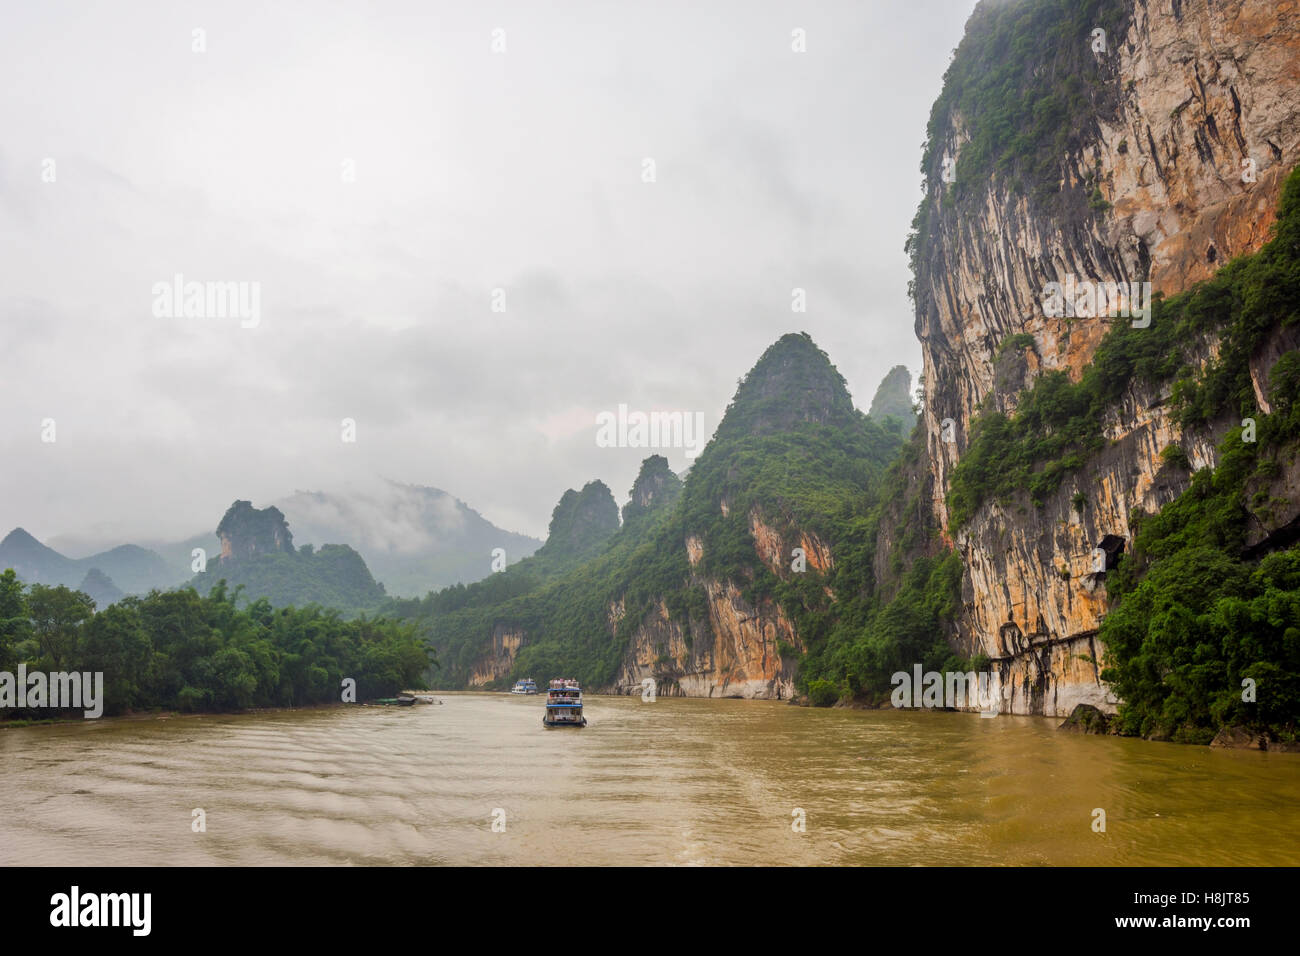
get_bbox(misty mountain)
[78,568,125,608]
[0,528,172,595]
[273,482,542,597]
[190,501,388,614]
[867,365,917,432]
[28,482,544,600]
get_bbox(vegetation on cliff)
[1101,363,1300,743]
[919,0,1128,196]
[621,455,684,528]
[937,167,1300,741]
[906,0,1130,302]
[949,167,1300,527]
[0,569,430,718]
[536,480,620,562]
[792,422,968,703]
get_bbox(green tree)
[26,584,95,670]
[0,569,29,671]
[81,603,153,713]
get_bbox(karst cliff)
[911,0,1300,714]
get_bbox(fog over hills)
[28,480,543,598]
[273,481,542,596]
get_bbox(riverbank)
[0,702,346,730]
[0,692,443,730]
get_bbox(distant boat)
[543,678,586,727]
[373,696,417,707]
[511,678,538,695]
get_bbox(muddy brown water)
[3,693,1297,865]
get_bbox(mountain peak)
[78,568,124,608]
[714,332,859,442]
[2,527,43,548]
[867,365,917,430]
[540,480,619,559]
[0,527,67,571]
[622,455,683,524]
[216,501,295,563]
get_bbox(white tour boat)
[542,678,586,727]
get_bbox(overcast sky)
[0,0,976,547]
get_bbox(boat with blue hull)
[543,679,586,727]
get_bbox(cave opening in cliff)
[1094,534,1126,572]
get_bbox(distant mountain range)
[0,528,172,596]
[1,482,542,603]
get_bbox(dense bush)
[807,680,841,708]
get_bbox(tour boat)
[511,678,538,695]
[543,678,586,727]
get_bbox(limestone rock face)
[748,508,834,577]
[468,625,526,687]
[604,579,801,700]
[216,501,295,562]
[467,573,802,698]
[910,0,1300,715]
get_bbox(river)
[3,693,1298,866]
